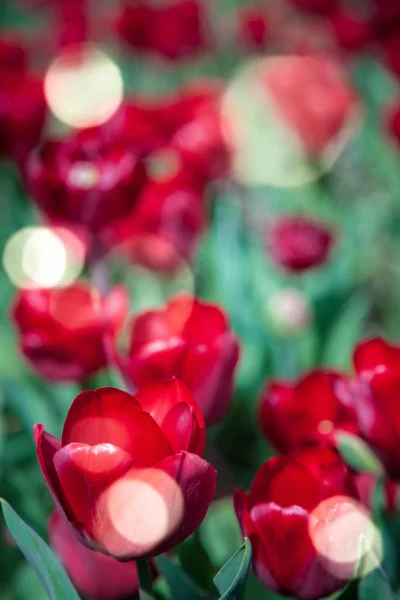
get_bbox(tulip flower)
[235,446,361,600]
[27,127,147,236]
[259,370,359,452]
[351,337,400,478]
[266,215,334,273]
[237,6,270,51]
[124,293,240,425]
[329,11,372,52]
[35,380,216,559]
[12,281,128,381]
[49,510,139,600]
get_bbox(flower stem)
[136,556,154,599]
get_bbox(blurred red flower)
[35,380,216,559]
[288,0,337,15]
[329,11,372,52]
[0,37,27,74]
[267,215,334,273]
[27,127,147,236]
[116,0,210,61]
[259,370,359,452]
[123,293,240,425]
[351,337,400,478]
[263,55,357,156]
[235,446,360,600]
[238,6,270,52]
[0,73,46,163]
[49,510,139,600]
[12,281,128,381]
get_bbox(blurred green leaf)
[200,498,244,568]
[359,568,395,600]
[335,432,384,476]
[155,555,213,600]
[213,538,252,600]
[0,499,80,600]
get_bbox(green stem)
[136,556,154,599]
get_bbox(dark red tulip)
[238,6,270,51]
[264,56,357,156]
[234,446,360,600]
[55,0,88,48]
[49,510,139,600]
[27,127,147,236]
[12,281,128,381]
[0,73,46,162]
[35,380,216,559]
[267,215,334,273]
[383,32,400,80]
[0,37,27,74]
[116,0,210,61]
[105,169,208,272]
[124,293,240,425]
[259,370,359,453]
[329,11,372,52]
[352,338,400,478]
[386,102,400,149]
[288,0,338,15]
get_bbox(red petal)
[102,285,129,332]
[234,489,256,538]
[62,387,172,465]
[49,510,139,600]
[33,424,71,517]
[53,443,135,542]
[353,337,400,379]
[135,378,205,440]
[161,402,204,455]
[95,451,216,559]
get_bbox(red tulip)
[116,0,210,61]
[0,37,27,74]
[263,55,357,156]
[27,127,147,236]
[386,102,400,150]
[124,293,240,425]
[49,510,139,600]
[383,32,400,80]
[35,380,216,559]
[259,370,359,453]
[55,0,88,49]
[329,11,372,52]
[267,215,334,273]
[12,281,128,381]
[238,6,270,51]
[352,337,400,478]
[105,169,208,272]
[0,73,46,163]
[234,446,360,600]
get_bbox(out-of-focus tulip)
[266,215,334,273]
[234,446,360,600]
[0,37,27,74]
[55,0,88,48]
[0,74,46,162]
[351,337,400,478]
[387,102,400,149]
[49,510,139,600]
[27,127,147,236]
[238,6,270,51]
[329,11,372,52]
[124,293,240,425]
[105,169,208,272]
[263,55,357,157]
[12,281,128,381]
[35,380,216,559]
[259,370,358,452]
[116,0,210,61]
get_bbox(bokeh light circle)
[44,44,124,129]
[3,226,85,289]
[222,55,361,188]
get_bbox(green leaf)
[0,499,80,600]
[155,555,213,600]
[200,498,244,568]
[335,432,384,476]
[359,568,395,600]
[214,538,252,600]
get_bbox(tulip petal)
[62,387,172,465]
[135,378,205,438]
[33,424,71,517]
[53,443,135,542]
[353,337,400,379]
[161,402,204,455]
[96,451,216,559]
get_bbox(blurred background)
[1,0,400,598]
